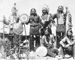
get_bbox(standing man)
[9,3,19,34]
[9,3,20,49]
[29,8,41,51]
[40,6,53,45]
[41,6,53,35]
[53,6,68,48]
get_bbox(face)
[42,9,48,15]
[30,8,36,15]
[67,30,72,36]
[58,6,63,13]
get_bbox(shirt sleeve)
[60,36,67,45]
[52,14,57,19]
[41,36,45,44]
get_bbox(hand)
[65,44,70,48]
[39,29,41,33]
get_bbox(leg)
[8,35,14,48]
[36,35,40,47]
[30,35,34,51]
[73,44,75,59]
[47,48,56,57]
[56,31,61,48]
[58,46,65,58]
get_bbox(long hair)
[66,29,73,39]
[30,8,37,16]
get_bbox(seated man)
[41,27,58,57]
[60,29,75,57]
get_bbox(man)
[29,8,41,51]
[9,3,19,33]
[60,29,75,57]
[53,6,68,48]
[41,27,58,57]
[40,6,53,37]
[9,3,22,49]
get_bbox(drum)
[19,14,29,24]
[35,45,47,57]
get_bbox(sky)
[0,0,75,35]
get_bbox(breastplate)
[58,14,64,24]
[41,15,50,24]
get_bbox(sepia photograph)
[0,0,75,60]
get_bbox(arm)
[49,14,53,21]
[64,37,71,47]
[38,16,43,28]
[52,14,57,20]
[52,14,57,24]
[27,16,31,23]
[41,36,48,44]
[64,37,75,47]
[60,37,67,47]
[44,37,49,44]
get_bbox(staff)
[19,13,30,60]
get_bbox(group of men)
[28,5,71,49]
[0,3,75,58]
[24,5,74,58]
[28,5,75,58]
